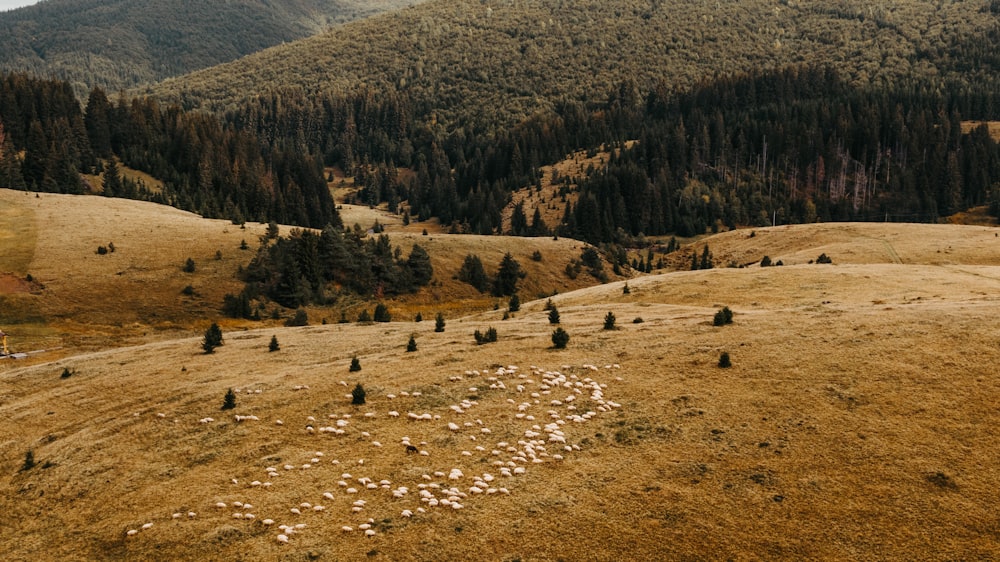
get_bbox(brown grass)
[2,188,1000,560]
[961,120,1000,141]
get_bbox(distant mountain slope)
[0,0,421,95]
[148,0,1000,128]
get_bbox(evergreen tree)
[551,327,570,349]
[351,383,366,405]
[700,246,713,270]
[202,322,223,353]
[415,312,423,322]
[492,253,524,296]
[434,312,445,332]
[548,305,561,324]
[357,309,372,323]
[406,244,434,286]
[285,308,308,326]
[406,335,417,352]
[22,450,35,471]
[691,252,699,271]
[373,303,391,322]
[269,335,280,352]
[349,356,362,372]
[508,293,521,313]
[102,158,122,197]
[457,254,490,292]
[183,257,196,273]
[221,388,237,410]
[604,311,616,330]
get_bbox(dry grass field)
[2,188,1000,560]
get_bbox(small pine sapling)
[351,383,366,405]
[406,335,417,352]
[268,335,280,352]
[548,306,560,324]
[603,311,616,330]
[434,313,445,333]
[222,388,237,410]
[508,293,520,313]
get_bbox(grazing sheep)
[276,534,289,544]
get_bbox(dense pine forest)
[0,73,338,229]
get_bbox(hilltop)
[2,210,999,559]
[0,0,421,96]
[148,0,1000,127]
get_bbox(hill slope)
[0,188,621,358]
[148,0,1000,127]
[2,219,1000,559]
[0,0,421,95]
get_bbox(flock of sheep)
[125,362,623,546]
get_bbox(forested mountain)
[0,0,421,96]
[149,0,1000,129]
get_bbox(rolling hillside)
[0,0,422,96]
[148,0,1000,128]
[0,188,622,359]
[2,202,999,558]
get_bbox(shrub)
[406,335,417,352]
[474,327,498,345]
[623,282,630,295]
[508,293,520,313]
[632,317,644,324]
[351,383,366,405]
[603,311,616,330]
[285,308,308,326]
[22,450,35,471]
[531,250,543,262]
[718,352,732,368]
[415,312,423,322]
[268,335,280,352]
[713,307,734,326]
[181,285,196,296]
[434,313,445,332]
[816,253,833,264]
[202,322,223,353]
[96,245,108,255]
[543,298,555,311]
[760,255,772,267]
[357,309,372,323]
[60,367,74,379]
[373,303,391,322]
[240,239,249,250]
[221,388,237,410]
[548,306,561,324]
[551,327,570,349]
[339,311,350,323]
[183,257,196,273]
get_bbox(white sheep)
[277,534,289,544]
